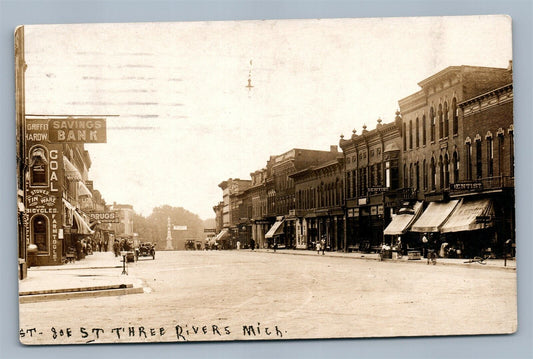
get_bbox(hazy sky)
[24,16,512,220]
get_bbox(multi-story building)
[109,203,135,238]
[212,62,514,259]
[263,147,341,249]
[339,118,403,251]
[291,156,344,250]
[214,179,252,248]
[24,120,96,266]
[249,169,268,249]
[395,63,514,257]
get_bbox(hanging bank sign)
[48,118,107,143]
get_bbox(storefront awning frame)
[440,198,494,233]
[383,201,423,235]
[265,220,284,238]
[410,200,460,233]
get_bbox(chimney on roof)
[508,60,513,71]
[330,145,338,153]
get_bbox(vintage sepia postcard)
[16,16,516,345]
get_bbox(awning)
[78,181,93,197]
[265,220,284,238]
[73,210,95,235]
[211,229,229,244]
[63,156,83,181]
[384,201,423,235]
[411,200,460,233]
[441,199,494,233]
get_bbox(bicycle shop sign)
[88,211,119,223]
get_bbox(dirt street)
[19,250,516,344]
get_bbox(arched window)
[423,159,427,190]
[452,151,459,183]
[430,157,436,190]
[438,104,443,139]
[498,132,504,176]
[430,107,436,142]
[415,117,420,148]
[29,147,48,186]
[409,163,413,188]
[439,155,444,189]
[403,163,408,188]
[452,97,458,135]
[487,134,494,177]
[422,114,427,145]
[409,120,413,149]
[415,161,420,190]
[444,153,450,188]
[32,215,48,252]
[465,140,472,180]
[403,122,407,151]
[476,139,483,179]
[443,101,449,138]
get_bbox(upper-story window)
[452,97,458,135]
[409,121,413,149]
[438,104,443,139]
[415,117,420,148]
[30,147,48,187]
[422,114,427,146]
[430,157,436,190]
[403,122,407,151]
[452,151,459,183]
[476,139,483,179]
[465,139,472,181]
[430,107,436,142]
[443,101,449,138]
[486,133,494,177]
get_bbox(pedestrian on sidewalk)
[250,239,255,251]
[316,240,321,254]
[320,237,326,255]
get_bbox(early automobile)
[135,242,156,260]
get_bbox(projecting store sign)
[48,118,107,143]
[88,211,119,223]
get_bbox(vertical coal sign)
[25,118,64,265]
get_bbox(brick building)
[339,118,403,251]
[395,63,514,257]
[263,147,341,249]
[291,156,344,250]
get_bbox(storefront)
[383,201,423,249]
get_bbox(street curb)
[257,250,516,271]
[19,285,144,303]
[19,283,134,296]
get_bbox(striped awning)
[411,200,460,233]
[441,199,493,233]
[265,220,284,238]
[384,201,423,235]
[73,210,95,235]
[63,156,83,181]
[78,181,93,197]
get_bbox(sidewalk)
[255,248,517,270]
[19,252,145,303]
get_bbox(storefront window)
[32,215,48,252]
